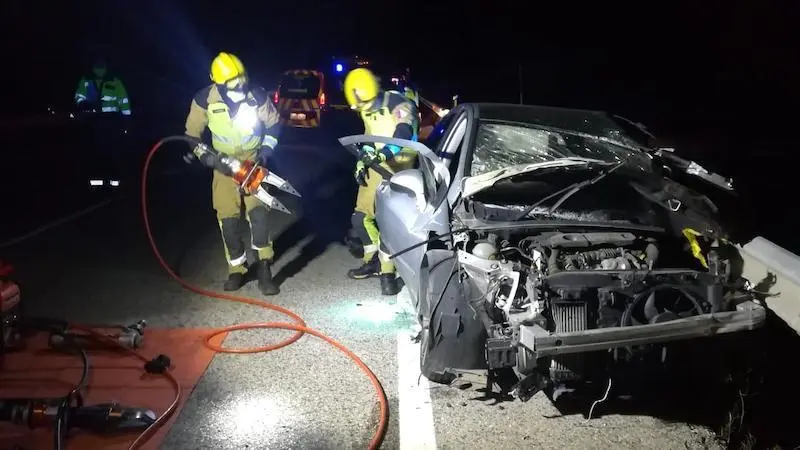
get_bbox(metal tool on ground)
[190,141,301,214]
[0,259,180,450]
[0,398,156,433]
[49,320,148,350]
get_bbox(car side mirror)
[388,169,427,211]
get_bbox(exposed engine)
[452,228,763,399]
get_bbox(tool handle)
[367,161,394,180]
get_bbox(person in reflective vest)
[74,60,132,116]
[343,67,419,296]
[184,52,282,295]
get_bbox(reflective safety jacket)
[402,86,419,108]
[185,84,280,160]
[398,86,420,137]
[74,75,131,115]
[361,90,419,164]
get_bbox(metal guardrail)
[740,236,800,334]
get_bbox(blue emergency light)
[335,63,344,73]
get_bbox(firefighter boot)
[347,253,380,280]
[224,273,245,291]
[380,273,401,296]
[257,261,280,296]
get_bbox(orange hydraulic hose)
[138,137,389,450]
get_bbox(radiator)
[550,301,588,381]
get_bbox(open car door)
[338,134,452,302]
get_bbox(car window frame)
[422,112,457,156]
[440,113,468,177]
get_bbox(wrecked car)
[339,103,766,401]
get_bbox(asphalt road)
[2,115,731,449]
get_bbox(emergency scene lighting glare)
[335,63,343,73]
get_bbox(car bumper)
[518,300,767,358]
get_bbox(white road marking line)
[397,289,437,450]
[0,198,116,248]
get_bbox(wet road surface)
[2,115,730,449]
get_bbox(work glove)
[182,137,203,164]
[354,146,387,187]
[357,144,377,160]
[354,160,370,187]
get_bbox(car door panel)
[375,174,429,301]
[338,134,452,304]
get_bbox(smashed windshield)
[470,120,651,176]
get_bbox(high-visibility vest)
[360,91,418,167]
[74,77,131,115]
[207,96,263,158]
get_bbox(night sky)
[1,0,796,136]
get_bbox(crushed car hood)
[461,157,612,198]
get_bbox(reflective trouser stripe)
[75,94,86,102]
[361,214,380,263]
[378,248,395,275]
[101,95,117,101]
[102,106,119,112]
[228,253,247,266]
[218,218,248,274]
[121,110,132,116]
[246,211,275,262]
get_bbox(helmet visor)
[224,75,248,90]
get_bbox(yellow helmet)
[344,68,380,109]
[210,52,246,85]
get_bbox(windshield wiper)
[512,160,627,221]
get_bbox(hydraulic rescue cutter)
[191,142,301,214]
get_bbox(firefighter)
[184,52,281,295]
[343,67,419,296]
[74,59,132,116]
